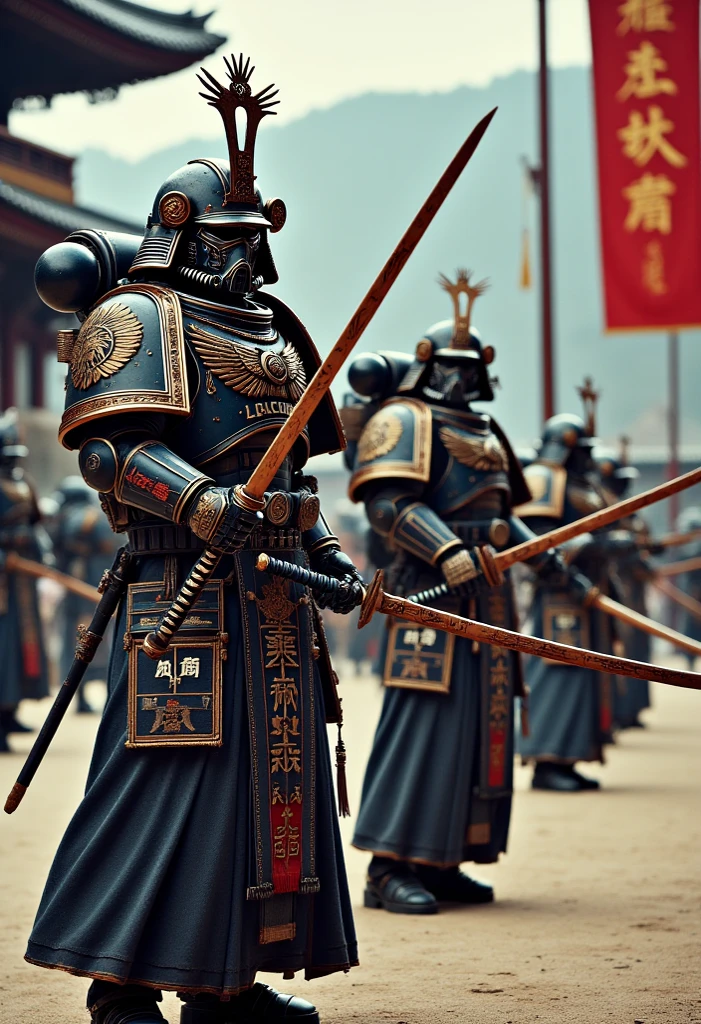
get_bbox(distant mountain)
[76,68,701,446]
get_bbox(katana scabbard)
[4,548,135,814]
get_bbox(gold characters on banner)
[614,0,683,295]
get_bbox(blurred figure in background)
[676,506,701,667]
[596,443,652,729]
[51,476,121,713]
[516,408,619,791]
[0,409,51,751]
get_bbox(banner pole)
[668,330,680,530]
[538,0,555,421]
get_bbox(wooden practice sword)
[4,551,100,604]
[491,467,701,575]
[357,570,701,692]
[142,106,498,659]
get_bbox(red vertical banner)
[588,0,701,331]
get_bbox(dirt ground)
[1,668,699,1024]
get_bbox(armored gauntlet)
[303,510,364,614]
[188,487,263,553]
[79,431,262,551]
[439,545,502,598]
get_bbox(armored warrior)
[342,270,568,913]
[28,56,361,1024]
[51,476,122,712]
[595,445,652,729]
[515,387,624,790]
[0,409,51,752]
[674,506,701,664]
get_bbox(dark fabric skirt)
[26,555,357,994]
[518,589,608,764]
[352,587,516,868]
[0,570,50,707]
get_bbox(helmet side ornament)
[577,376,600,438]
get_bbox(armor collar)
[177,291,276,340]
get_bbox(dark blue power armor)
[516,411,622,790]
[0,409,50,752]
[341,270,565,913]
[595,448,652,728]
[27,56,359,1024]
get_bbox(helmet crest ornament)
[576,376,600,437]
[197,54,279,207]
[438,268,489,350]
[619,434,631,467]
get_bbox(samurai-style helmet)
[129,54,287,296]
[54,475,95,506]
[398,269,496,404]
[595,436,639,498]
[0,408,28,465]
[537,413,596,467]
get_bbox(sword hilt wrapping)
[255,553,343,594]
[143,548,221,660]
[408,582,450,605]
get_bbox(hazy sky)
[11,0,592,160]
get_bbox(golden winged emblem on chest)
[188,323,306,401]
[439,426,508,472]
[71,302,143,390]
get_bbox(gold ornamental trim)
[348,398,432,501]
[438,426,508,472]
[159,190,191,227]
[513,463,567,519]
[59,285,191,449]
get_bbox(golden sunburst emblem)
[71,302,143,390]
[358,411,403,464]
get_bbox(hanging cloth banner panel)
[588,0,701,331]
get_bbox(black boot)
[364,856,437,915]
[414,864,494,904]
[0,707,33,734]
[532,762,582,792]
[569,765,600,790]
[76,689,96,714]
[181,985,319,1024]
[180,994,229,1024]
[88,982,166,1024]
[0,727,10,754]
[229,984,319,1023]
[533,762,599,791]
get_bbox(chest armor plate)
[171,295,310,468]
[428,408,510,517]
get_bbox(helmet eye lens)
[202,225,260,245]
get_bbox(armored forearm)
[79,433,213,525]
[302,510,340,555]
[365,484,462,566]
[300,503,363,614]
